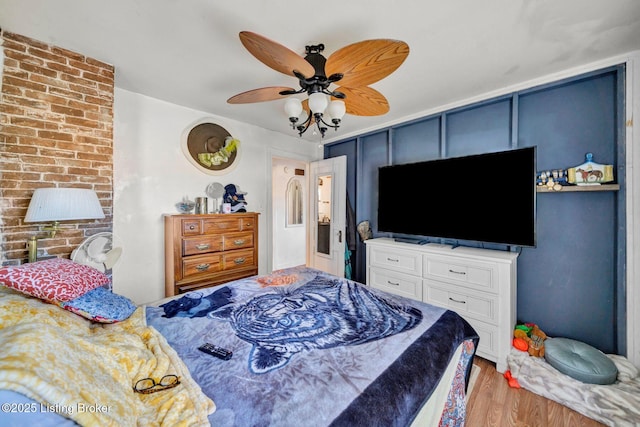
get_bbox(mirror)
[286,178,303,226]
[317,175,332,255]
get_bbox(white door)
[308,156,347,277]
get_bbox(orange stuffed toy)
[512,323,547,357]
[527,324,547,357]
[512,329,529,351]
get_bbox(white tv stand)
[365,237,518,373]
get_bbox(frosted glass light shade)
[308,92,328,114]
[284,97,303,118]
[25,188,105,222]
[327,100,346,120]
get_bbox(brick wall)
[0,31,114,264]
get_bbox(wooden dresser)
[164,212,259,296]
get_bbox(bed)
[0,260,478,426]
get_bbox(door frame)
[266,148,318,273]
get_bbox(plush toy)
[512,329,529,351]
[512,323,547,357]
[527,324,547,357]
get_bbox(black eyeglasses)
[133,375,180,394]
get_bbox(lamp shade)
[308,92,328,114]
[327,100,346,120]
[284,97,303,118]
[25,188,105,222]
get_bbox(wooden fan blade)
[239,31,315,78]
[227,87,296,104]
[337,86,390,116]
[326,39,409,87]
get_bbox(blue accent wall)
[325,66,625,354]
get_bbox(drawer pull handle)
[195,244,210,250]
[233,239,246,245]
[189,225,196,230]
[387,258,399,262]
[195,263,210,271]
[448,297,466,304]
[234,257,246,265]
[449,269,466,275]
[387,281,400,286]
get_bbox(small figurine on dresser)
[223,184,248,212]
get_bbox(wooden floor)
[466,357,605,427]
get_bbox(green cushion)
[544,337,618,385]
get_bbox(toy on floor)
[512,322,547,357]
[528,324,547,357]
[503,370,521,388]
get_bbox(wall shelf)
[537,184,620,193]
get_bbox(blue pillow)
[60,287,137,323]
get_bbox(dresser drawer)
[463,318,498,359]
[424,279,497,324]
[424,255,497,293]
[203,216,256,234]
[183,235,223,256]
[182,220,202,236]
[222,248,255,272]
[182,253,223,279]
[222,232,254,251]
[369,267,422,301]
[368,245,422,276]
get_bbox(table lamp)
[24,188,105,263]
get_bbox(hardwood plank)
[466,357,606,427]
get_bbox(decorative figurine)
[567,153,614,185]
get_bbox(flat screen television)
[377,146,536,247]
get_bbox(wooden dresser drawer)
[222,248,255,272]
[424,255,497,293]
[165,213,260,297]
[424,279,497,324]
[369,267,422,301]
[203,216,255,234]
[182,253,223,279]
[368,245,422,276]
[183,235,223,256]
[182,220,202,236]
[222,232,254,251]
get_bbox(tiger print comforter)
[146,266,479,427]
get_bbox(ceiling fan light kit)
[227,31,409,139]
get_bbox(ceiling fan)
[227,31,410,137]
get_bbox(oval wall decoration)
[181,119,241,175]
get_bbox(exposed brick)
[24,89,69,107]
[20,62,58,78]
[3,74,46,91]
[66,116,100,129]
[1,32,114,263]
[27,46,68,64]
[37,130,75,142]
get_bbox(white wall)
[112,88,320,304]
[271,157,307,270]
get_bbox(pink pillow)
[0,258,109,303]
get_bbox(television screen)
[377,147,536,247]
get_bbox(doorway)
[271,157,307,270]
[271,155,346,277]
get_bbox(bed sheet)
[146,266,478,426]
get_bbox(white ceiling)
[2,0,640,143]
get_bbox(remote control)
[198,343,232,360]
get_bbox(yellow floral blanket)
[0,288,215,426]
